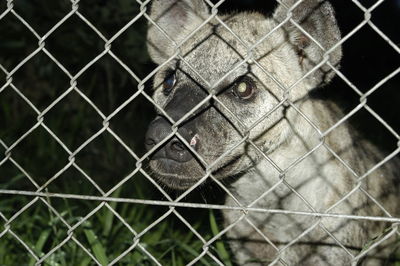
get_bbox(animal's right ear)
[274,0,342,87]
[147,0,210,65]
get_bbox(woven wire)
[0,0,399,265]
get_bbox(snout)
[145,117,198,163]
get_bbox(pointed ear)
[147,0,210,65]
[274,0,342,87]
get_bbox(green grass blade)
[1,173,25,189]
[176,242,212,266]
[84,228,108,265]
[28,229,51,266]
[209,210,232,266]
[79,256,92,266]
[143,220,168,245]
[102,187,121,237]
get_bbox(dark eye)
[232,77,256,100]
[163,73,176,96]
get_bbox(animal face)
[145,0,342,189]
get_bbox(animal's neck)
[226,99,346,207]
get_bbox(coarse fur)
[145,0,400,265]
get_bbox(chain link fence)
[0,0,399,265]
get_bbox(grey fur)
[146,0,399,265]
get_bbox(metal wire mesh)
[0,0,399,265]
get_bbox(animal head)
[145,0,342,190]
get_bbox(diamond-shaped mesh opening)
[44,15,106,74]
[0,144,5,162]
[341,27,399,91]
[0,160,37,191]
[328,188,393,218]
[371,1,400,44]
[291,225,357,262]
[45,166,103,196]
[8,126,70,186]
[44,89,104,151]
[9,52,71,110]
[0,13,38,70]
[315,217,399,264]
[0,86,38,145]
[357,231,400,265]
[218,211,281,264]
[250,181,314,212]
[0,217,7,236]
[0,194,34,221]
[12,0,72,36]
[76,54,142,115]
[110,15,152,79]
[211,0,278,14]
[49,197,102,225]
[174,31,248,88]
[73,130,137,192]
[0,68,5,84]
[0,1,6,11]
[71,205,138,265]
[334,3,364,35]
[222,209,322,264]
[116,171,170,201]
[108,93,155,156]
[78,0,142,40]
[7,200,70,262]
[0,232,36,264]
[345,109,399,155]
[44,239,97,265]
[122,208,211,265]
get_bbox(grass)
[0,172,233,265]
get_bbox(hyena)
[144,0,400,265]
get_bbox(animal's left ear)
[147,0,210,65]
[274,0,342,87]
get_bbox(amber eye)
[233,77,255,100]
[163,73,176,96]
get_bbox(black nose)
[145,117,197,163]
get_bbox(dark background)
[0,0,398,264]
